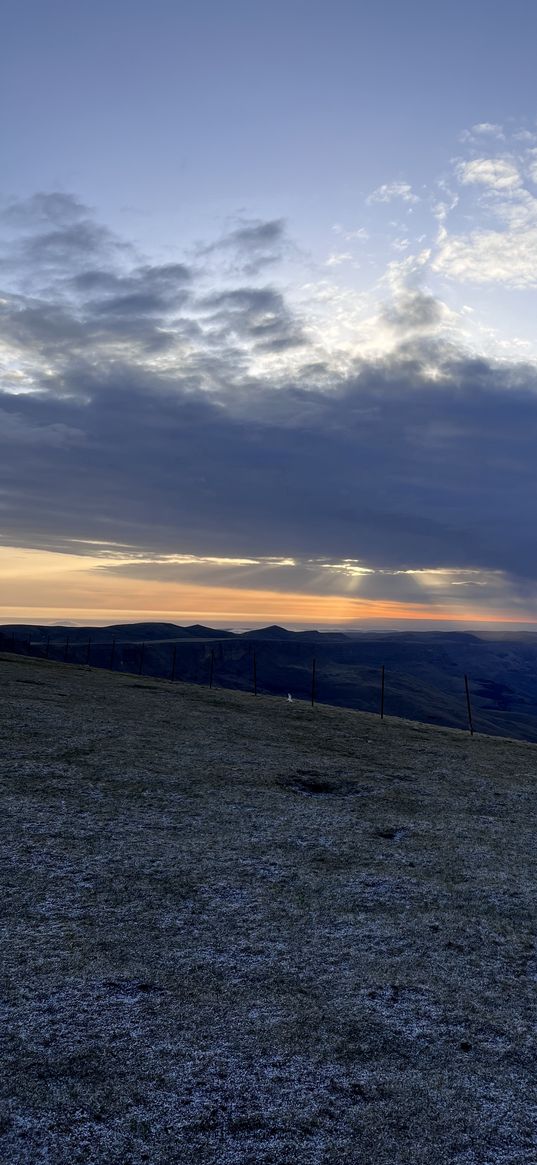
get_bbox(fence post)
[138,642,144,676]
[380,664,385,719]
[209,649,214,689]
[253,649,257,696]
[109,638,116,671]
[64,637,70,662]
[86,638,91,666]
[464,674,474,736]
[45,635,50,659]
[170,644,177,682]
[311,657,316,706]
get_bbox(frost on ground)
[1,653,537,1164]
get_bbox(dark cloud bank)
[1,193,537,612]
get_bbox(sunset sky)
[2,0,537,627]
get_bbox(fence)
[0,628,487,737]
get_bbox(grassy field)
[1,652,537,1164]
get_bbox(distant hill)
[0,621,235,644]
[241,625,350,642]
[241,624,297,640]
[183,624,236,639]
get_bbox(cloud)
[0,406,84,446]
[0,200,200,367]
[433,147,537,287]
[3,310,537,593]
[198,286,305,352]
[3,189,537,620]
[433,225,537,287]
[73,262,191,302]
[457,158,521,191]
[2,193,124,278]
[198,217,287,274]
[21,220,116,269]
[2,192,90,228]
[96,554,516,615]
[367,182,419,205]
[471,123,504,136]
[460,123,505,143]
[381,289,444,334]
[332,224,369,242]
[514,129,537,144]
[325,252,353,267]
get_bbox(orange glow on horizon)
[0,546,534,627]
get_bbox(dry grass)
[1,652,537,1164]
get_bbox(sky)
[2,0,537,628]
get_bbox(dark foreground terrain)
[1,652,537,1164]
[5,621,537,743]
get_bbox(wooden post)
[171,644,177,681]
[209,648,214,689]
[311,657,316,706]
[253,649,257,696]
[464,674,474,736]
[109,638,116,671]
[138,642,144,676]
[380,664,385,719]
[86,638,91,666]
[63,637,70,662]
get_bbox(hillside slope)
[1,653,537,1164]
[5,623,537,743]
